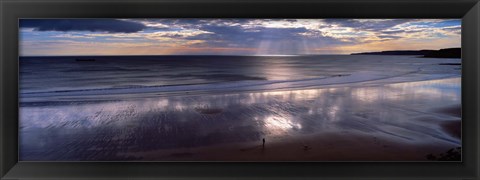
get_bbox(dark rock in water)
[425,147,461,161]
[426,153,436,160]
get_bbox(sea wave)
[20,71,435,100]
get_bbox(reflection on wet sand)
[19,78,461,161]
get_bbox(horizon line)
[20,47,460,58]
[20,54,349,57]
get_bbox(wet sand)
[19,77,461,161]
[441,120,461,139]
[436,106,461,139]
[123,78,461,161]
[124,131,455,161]
[124,103,462,161]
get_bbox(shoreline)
[20,75,462,104]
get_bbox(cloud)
[145,29,213,39]
[51,34,95,39]
[190,24,313,46]
[19,19,146,33]
[19,19,461,56]
[441,25,461,34]
[324,19,411,31]
[377,35,402,39]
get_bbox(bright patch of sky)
[19,19,461,56]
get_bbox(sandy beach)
[19,55,462,161]
[123,128,459,161]
[19,78,461,161]
[120,80,462,161]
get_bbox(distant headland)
[351,48,461,58]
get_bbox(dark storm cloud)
[140,19,316,46]
[381,30,406,34]
[182,23,350,54]
[190,25,317,48]
[20,19,146,33]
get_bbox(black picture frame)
[1,0,479,179]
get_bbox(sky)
[19,19,461,56]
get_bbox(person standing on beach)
[262,138,265,149]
